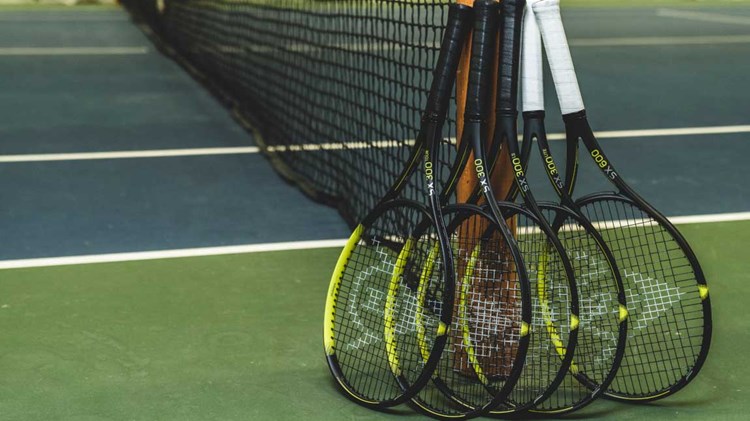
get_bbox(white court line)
[588,212,750,233]
[657,8,750,26]
[545,124,750,141]
[670,212,750,225]
[0,147,261,163]
[0,47,149,56]
[0,212,747,270]
[0,16,127,23]
[569,34,750,47]
[0,239,350,270]
[1,124,748,163]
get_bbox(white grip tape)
[532,0,585,114]
[521,2,544,112]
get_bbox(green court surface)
[1,1,748,419]
[0,220,747,421]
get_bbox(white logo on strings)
[624,269,684,333]
[345,240,441,350]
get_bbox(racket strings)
[331,205,446,402]
[332,235,406,400]
[412,212,524,416]
[492,214,571,412]
[530,208,624,412]
[453,236,521,378]
[579,198,704,396]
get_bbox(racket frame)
[531,0,712,401]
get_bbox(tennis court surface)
[0,1,748,420]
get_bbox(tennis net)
[122,0,461,227]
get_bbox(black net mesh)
[121,0,461,227]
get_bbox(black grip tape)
[424,3,473,121]
[497,0,526,113]
[465,0,500,121]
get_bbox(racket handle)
[497,0,525,114]
[532,0,585,115]
[465,0,500,121]
[521,2,544,113]
[424,3,473,122]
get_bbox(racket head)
[517,112,629,414]
[487,204,580,416]
[576,193,712,402]
[408,203,532,419]
[323,2,473,407]
[521,204,627,414]
[519,49,629,412]
[532,0,711,402]
[519,118,629,414]
[324,200,453,408]
[563,101,711,403]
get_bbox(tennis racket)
[470,0,584,415]
[441,1,584,414]
[407,2,534,418]
[323,4,472,408]
[412,1,579,417]
[532,0,712,402]
[513,3,628,415]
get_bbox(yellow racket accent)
[324,224,364,356]
[444,144,472,194]
[520,321,530,337]
[384,238,415,376]
[537,247,574,371]
[460,244,488,385]
[410,400,478,419]
[332,380,379,405]
[393,152,424,193]
[699,284,709,301]
[619,304,629,323]
[530,405,576,415]
[570,314,579,330]
[416,242,440,361]
[612,389,672,401]
[566,142,580,197]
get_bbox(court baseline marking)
[0,212,748,270]
[569,34,750,47]
[0,16,126,23]
[1,124,748,163]
[657,8,750,26]
[0,47,149,56]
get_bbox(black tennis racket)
[323,4,471,408]
[532,0,712,402]
[433,1,582,415]
[406,2,533,418]
[513,3,628,415]
[471,0,585,415]
[412,1,579,417]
